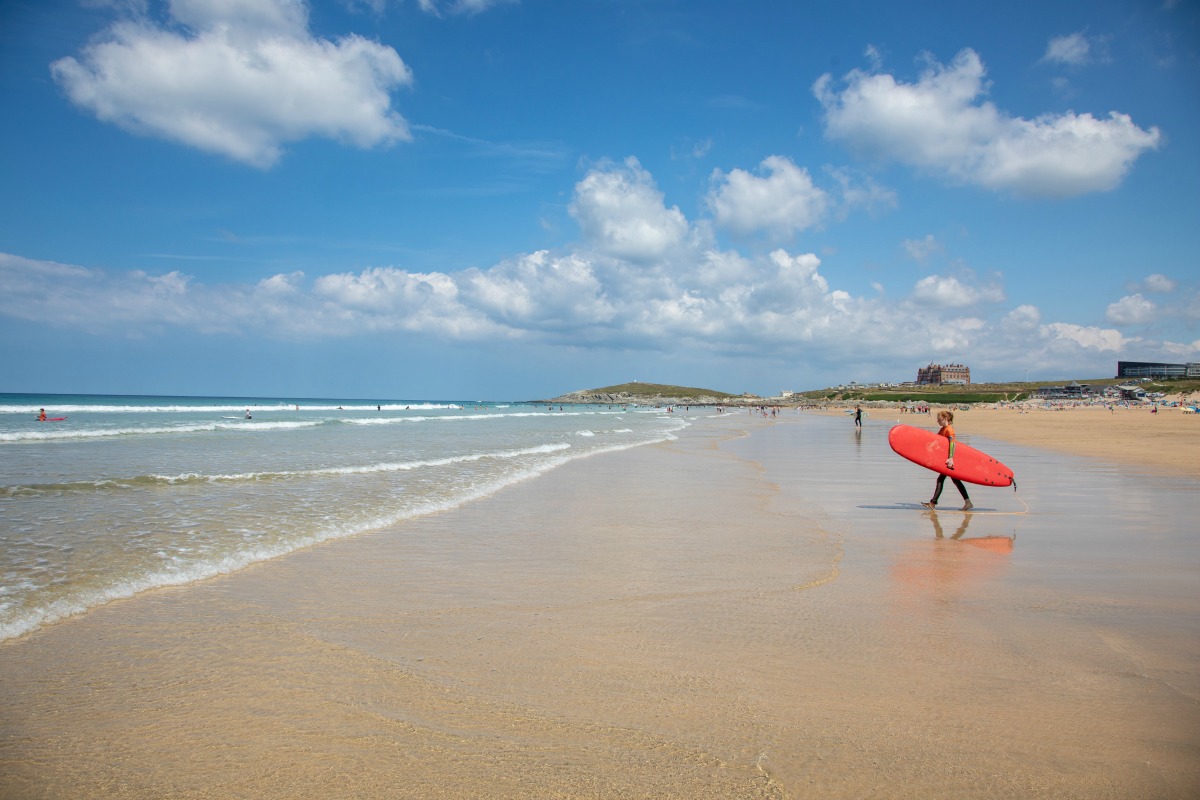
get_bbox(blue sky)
[2,0,1197,400]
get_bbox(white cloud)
[169,0,308,35]
[1042,31,1111,69]
[1042,32,1094,67]
[51,0,414,167]
[569,158,688,262]
[706,156,830,238]
[1003,304,1041,330]
[1,242,1183,380]
[813,48,1161,197]
[903,234,943,263]
[2,162,1193,380]
[1160,339,1200,358]
[912,274,1004,308]
[1142,273,1177,293]
[463,251,615,330]
[416,0,515,16]
[1106,293,1157,325]
[825,166,897,216]
[1043,322,1126,352]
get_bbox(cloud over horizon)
[3,157,1192,380]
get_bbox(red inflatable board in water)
[888,424,1014,487]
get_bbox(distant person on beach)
[854,406,862,428]
[921,410,973,511]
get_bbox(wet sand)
[1,412,1198,798]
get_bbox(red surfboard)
[38,417,67,422]
[888,424,1014,487]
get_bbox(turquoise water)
[0,393,689,641]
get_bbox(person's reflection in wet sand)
[929,508,971,540]
[927,510,1016,552]
[889,512,1018,620]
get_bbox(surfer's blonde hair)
[939,410,954,423]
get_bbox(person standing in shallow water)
[921,410,973,511]
[854,406,862,428]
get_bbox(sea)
[0,392,690,642]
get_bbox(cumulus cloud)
[463,251,615,331]
[1043,322,1126,352]
[1042,32,1110,67]
[51,0,414,167]
[1,158,1191,379]
[1106,293,1157,326]
[1141,273,1177,293]
[912,274,1004,308]
[569,158,688,262]
[813,48,1161,197]
[1003,304,1041,330]
[706,156,830,238]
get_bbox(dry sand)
[1,411,1197,799]
[829,403,1200,479]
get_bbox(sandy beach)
[1,409,1197,798]
[831,403,1200,479]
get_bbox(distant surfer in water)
[854,406,862,428]
[921,410,973,511]
[38,408,46,421]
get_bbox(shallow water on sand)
[0,393,685,641]
[1,411,1197,798]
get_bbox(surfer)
[921,410,973,511]
[854,406,863,428]
[38,408,46,421]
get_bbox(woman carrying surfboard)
[922,410,973,511]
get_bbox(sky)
[1,0,1198,400]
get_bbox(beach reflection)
[927,510,1016,552]
[890,512,1016,609]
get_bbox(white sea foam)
[1,443,576,496]
[0,421,686,643]
[0,388,693,645]
[0,402,466,415]
[0,419,324,442]
[148,443,573,484]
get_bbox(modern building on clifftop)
[1116,361,1200,379]
[917,363,971,385]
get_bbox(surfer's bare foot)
[961,500,973,511]
[921,502,936,509]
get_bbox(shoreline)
[1,412,1196,798]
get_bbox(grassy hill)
[545,382,744,404]
[588,382,741,399]
[542,376,1200,406]
[796,376,1200,404]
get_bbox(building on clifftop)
[916,363,971,385]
